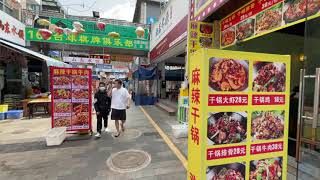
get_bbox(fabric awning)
[0,39,71,68]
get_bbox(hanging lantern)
[54,27,64,35]
[37,19,50,26]
[72,21,83,31]
[38,29,52,40]
[71,29,78,36]
[63,28,72,35]
[108,32,120,38]
[135,26,145,38]
[48,24,57,32]
[77,28,85,34]
[97,21,106,31]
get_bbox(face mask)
[99,87,106,91]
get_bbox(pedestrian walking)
[110,79,131,137]
[94,82,111,138]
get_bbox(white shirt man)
[110,79,130,137]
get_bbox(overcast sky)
[57,0,137,22]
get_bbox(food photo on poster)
[209,58,248,92]
[251,110,285,141]
[253,62,286,92]
[53,76,71,88]
[283,0,320,24]
[72,89,89,100]
[236,18,255,41]
[53,89,71,99]
[221,27,236,47]
[249,157,283,180]
[72,112,89,128]
[256,3,283,34]
[72,76,88,88]
[207,112,247,145]
[54,102,72,114]
[206,162,246,180]
[54,116,71,129]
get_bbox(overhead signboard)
[0,11,26,46]
[25,27,149,51]
[188,49,290,180]
[188,21,214,55]
[220,0,320,48]
[50,17,149,40]
[63,57,104,64]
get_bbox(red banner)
[207,145,247,160]
[250,141,284,154]
[252,94,285,105]
[208,94,248,106]
[50,67,92,131]
[221,0,283,31]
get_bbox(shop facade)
[187,0,320,179]
[149,0,189,106]
[0,10,69,110]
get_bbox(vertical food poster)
[220,0,320,48]
[50,67,92,131]
[188,48,290,180]
[188,21,214,55]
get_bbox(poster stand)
[50,67,93,136]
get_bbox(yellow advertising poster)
[188,21,214,55]
[188,48,290,180]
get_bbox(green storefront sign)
[25,28,149,51]
[50,17,149,40]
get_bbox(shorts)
[111,109,126,121]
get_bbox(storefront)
[188,0,320,179]
[149,0,188,103]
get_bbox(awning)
[0,39,71,68]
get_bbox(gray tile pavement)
[0,106,187,180]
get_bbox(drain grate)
[143,132,159,137]
[106,150,151,173]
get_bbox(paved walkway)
[0,106,186,180]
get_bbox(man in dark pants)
[94,82,111,138]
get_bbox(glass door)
[296,4,320,179]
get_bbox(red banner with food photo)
[50,67,92,131]
[220,0,320,48]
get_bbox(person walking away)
[94,82,111,138]
[110,79,130,137]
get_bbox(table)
[22,98,51,117]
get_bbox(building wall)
[146,3,160,23]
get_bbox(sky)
[57,0,137,22]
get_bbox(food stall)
[187,49,290,180]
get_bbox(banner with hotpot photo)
[188,49,290,180]
[50,67,92,132]
[220,0,320,48]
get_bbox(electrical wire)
[62,0,97,13]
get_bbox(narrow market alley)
[0,106,187,180]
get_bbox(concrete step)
[155,102,177,116]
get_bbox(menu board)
[188,49,290,180]
[220,0,320,48]
[188,21,214,54]
[50,67,92,131]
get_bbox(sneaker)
[95,133,101,138]
[105,127,110,132]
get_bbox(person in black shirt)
[94,82,111,138]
